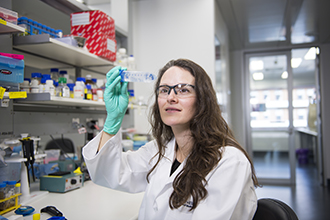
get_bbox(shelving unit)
[14,93,147,110]
[0,21,25,35]
[14,93,106,108]
[12,34,114,74]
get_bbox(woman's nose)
[167,89,178,102]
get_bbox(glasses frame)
[157,83,195,98]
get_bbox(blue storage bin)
[0,55,24,84]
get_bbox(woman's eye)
[160,88,169,93]
[179,87,190,93]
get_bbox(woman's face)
[157,66,196,131]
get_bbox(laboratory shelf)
[14,93,106,108]
[0,21,25,35]
[14,93,147,110]
[12,34,114,73]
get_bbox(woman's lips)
[165,107,181,112]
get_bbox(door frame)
[244,50,296,185]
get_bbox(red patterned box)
[81,32,116,62]
[70,10,115,38]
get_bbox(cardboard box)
[81,32,117,62]
[70,10,115,39]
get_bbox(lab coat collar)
[153,138,186,197]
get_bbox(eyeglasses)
[157,83,195,98]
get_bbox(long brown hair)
[148,59,259,210]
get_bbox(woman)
[83,59,259,220]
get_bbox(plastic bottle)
[117,48,128,68]
[120,70,157,83]
[39,77,46,93]
[15,182,21,204]
[85,75,94,87]
[30,79,40,93]
[31,73,42,85]
[21,78,30,93]
[128,55,136,71]
[59,70,68,81]
[39,75,50,93]
[56,77,70,98]
[50,68,59,82]
[128,89,136,105]
[86,75,97,101]
[74,80,84,100]
[97,89,103,102]
[45,80,55,96]
[91,78,98,101]
[86,84,92,100]
[67,83,75,98]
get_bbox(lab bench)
[3,180,144,220]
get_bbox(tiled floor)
[255,162,330,220]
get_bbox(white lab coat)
[82,131,257,220]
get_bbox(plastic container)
[97,89,103,102]
[56,77,70,98]
[50,68,59,82]
[6,181,16,208]
[39,75,50,93]
[74,80,84,99]
[91,78,98,101]
[117,48,128,68]
[120,70,157,83]
[75,78,86,99]
[30,73,41,93]
[0,182,6,200]
[17,17,61,38]
[59,70,70,82]
[44,149,60,164]
[15,183,20,195]
[45,79,55,96]
[0,54,24,84]
[86,84,92,100]
[128,55,136,71]
[0,182,6,211]
[20,78,30,93]
[31,73,42,84]
[67,83,75,98]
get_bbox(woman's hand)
[103,66,129,135]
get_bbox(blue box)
[0,55,24,83]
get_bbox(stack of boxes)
[70,10,116,62]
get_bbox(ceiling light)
[291,58,302,68]
[281,71,288,79]
[250,60,264,70]
[304,47,316,60]
[252,72,264,80]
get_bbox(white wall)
[130,0,215,134]
[214,1,231,125]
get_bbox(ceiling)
[215,0,330,50]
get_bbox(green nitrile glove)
[103,66,129,134]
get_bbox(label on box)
[82,32,116,62]
[107,38,116,52]
[71,10,115,38]
[71,13,90,26]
